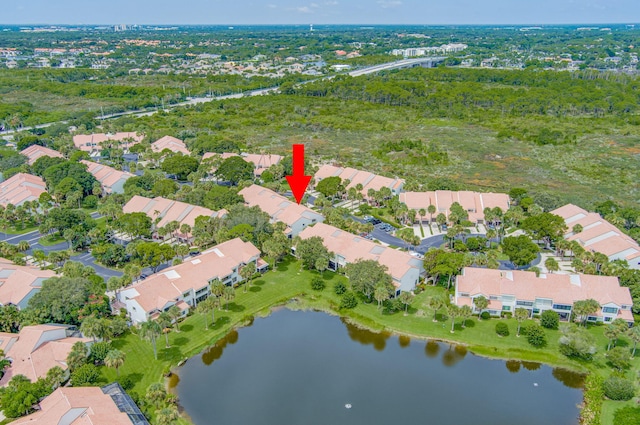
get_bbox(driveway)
[71,252,123,280]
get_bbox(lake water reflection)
[173,309,584,425]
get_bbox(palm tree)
[428,296,444,322]
[104,349,126,377]
[459,305,472,328]
[628,326,640,358]
[544,257,559,273]
[16,240,30,252]
[157,312,172,348]
[211,280,226,299]
[168,305,182,332]
[419,208,427,224]
[374,285,389,312]
[0,349,11,374]
[514,307,529,336]
[80,315,103,342]
[139,321,162,360]
[66,341,88,371]
[604,325,619,351]
[179,223,191,239]
[447,304,460,333]
[196,297,215,330]
[175,244,189,260]
[473,296,489,318]
[240,264,255,293]
[223,285,236,311]
[398,291,414,314]
[45,365,66,389]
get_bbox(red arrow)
[285,144,311,204]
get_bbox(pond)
[172,309,584,425]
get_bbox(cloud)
[324,0,339,4]
[296,6,313,13]
[267,4,277,8]
[377,0,402,8]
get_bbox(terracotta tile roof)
[80,160,133,193]
[0,173,47,207]
[0,325,90,386]
[457,267,633,314]
[552,204,640,263]
[122,238,260,314]
[313,165,404,198]
[9,387,134,424]
[19,145,63,165]
[151,135,190,155]
[123,195,225,237]
[298,223,422,287]
[399,190,510,222]
[239,184,322,230]
[73,132,144,152]
[0,258,56,308]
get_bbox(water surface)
[174,310,583,425]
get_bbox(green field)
[128,93,640,209]
[99,258,639,425]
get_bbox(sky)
[3,0,639,26]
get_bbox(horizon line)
[1,22,638,27]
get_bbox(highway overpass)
[348,57,446,77]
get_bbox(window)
[604,317,612,322]
[490,296,499,300]
[553,304,572,311]
[533,309,540,314]
[459,292,469,297]
[602,307,618,314]
[516,300,533,307]
[622,305,631,310]
[587,316,598,321]
[502,306,511,311]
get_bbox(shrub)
[334,281,347,295]
[339,291,358,309]
[116,375,135,391]
[525,324,547,347]
[603,376,635,401]
[495,322,510,337]
[89,341,112,364]
[480,311,490,320]
[82,195,98,209]
[71,364,100,386]
[607,346,631,371]
[540,310,559,329]
[581,374,604,425]
[613,406,640,425]
[558,324,596,360]
[501,312,512,319]
[310,276,325,291]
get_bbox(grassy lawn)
[100,258,639,425]
[1,224,38,235]
[38,235,65,246]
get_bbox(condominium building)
[297,223,423,293]
[399,190,510,224]
[552,204,640,269]
[239,184,324,237]
[454,267,633,325]
[118,238,266,324]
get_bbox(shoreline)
[167,299,590,424]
